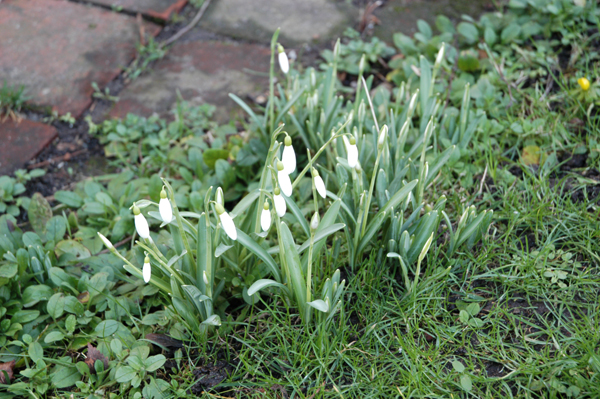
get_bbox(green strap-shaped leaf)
[236,229,281,282]
[283,195,310,237]
[247,278,291,297]
[279,222,307,313]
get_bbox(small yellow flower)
[578,77,590,91]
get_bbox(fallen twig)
[27,149,87,169]
[160,0,212,48]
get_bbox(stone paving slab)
[0,119,57,175]
[88,0,187,21]
[372,0,492,44]
[0,0,160,118]
[201,0,358,46]
[109,40,271,123]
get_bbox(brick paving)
[0,0,159,118]
[88,0,188,21]
[0,119,57,175]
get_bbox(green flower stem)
[291,116,353,190]
[111,246,171,293]
[254,139,282,233]
[161,178,195,269]
[136,241,186,286]
[361,148,383,238]
[268,28,280,135]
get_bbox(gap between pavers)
[0,0,160,118]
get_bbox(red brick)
[0,119,57,175]
[88,0,188,21]
[0,0,160,118]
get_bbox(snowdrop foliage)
[133,204,150,239]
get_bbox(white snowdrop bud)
[133,204,150,239]
[159,188,173,223]
[277,160,293,197]
[215,187,224,206]
[281,135,296,174]
[142,256,151,283]
[310,212,320,231]
[261,200,272,232]
[215,203,237,241]
[278,44,289,74]
[273,187,287,217]
[343,135,358,168]
[312,168,326,199]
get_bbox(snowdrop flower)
[578,77,590,91]
[310,212,320,231]
[343,135,358,168]
[277,160,292,197]
[203,271,209,285]
[261,200,272,232]
[312,168,326,199]
[142,256,151,283]
[434,44,445,69]
[215,203,237,240]
[133,204,150,239]
[97,232,115,253]
[281,135,296,174]
[158,188,173,223]
[215,187,224,206]
[378,125,388,148]
[273,187,287,217]
[278,44,289,74]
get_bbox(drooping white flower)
[158,188,173,223]
[312,168,326,199]
[261,200,272,232]
[133,204,150,239]
[281,135,296,174]
[343,135,358,168]
[142,256,151,283]
[278,44,289,74]
[277,160,293,197]
[215,203,237,240]
[273,187,286,217]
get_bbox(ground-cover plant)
[0,169,45,217]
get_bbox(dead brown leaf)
[0,360,15,383]
[84,343,109,373]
